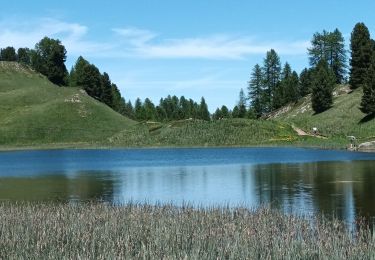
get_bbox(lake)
[0,147,375,223]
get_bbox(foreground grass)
[0,203,374,259]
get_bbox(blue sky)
[1,1,375,111]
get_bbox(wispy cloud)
[112,27,309,59]
[0,18,309,60]
[0,18,113,56]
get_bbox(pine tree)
[308,29,347,83]
[349,23,373,90]
[311,60,335,113]
[199,97,210,121]
[213,108,222,120]
[360,52,375,115]
[299,68,313,97]
[263,49,281,111]
[101,72,113,107]
[248,64,264,118]
[134,98,144,120]
[143,98,156,120]
[237,88,247,118]
[330,29,347,83]
[221,105,229,118]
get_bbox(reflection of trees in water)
[0,171,115,202]
[251,161,375,225]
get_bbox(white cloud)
[112,28,309,59]
[0,18,113,56]
[0,18,309,60]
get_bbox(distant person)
[312,127,318,135]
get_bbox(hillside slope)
[268,85,375,147]
[0,62,136,147]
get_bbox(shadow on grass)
[312,106,332,116]
[359,113,375,124]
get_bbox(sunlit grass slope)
[0,62,300,149]
[271,85,375,146]
[0,62,136,147]
[109,119,298,147]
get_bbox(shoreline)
[0,142,354,152]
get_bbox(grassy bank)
[0,202,374,259]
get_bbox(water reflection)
[0,171,115,202]
[0,148,374,225]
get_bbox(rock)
[358,141,375,152]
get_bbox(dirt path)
[291,125,328,139]
[292,125,309,136]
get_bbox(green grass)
[1,62,374,150]
[0,62,136,147]
[109,118,298,147]
[273,85,375,146]
[0,62,301,149]
[0,202,374,259]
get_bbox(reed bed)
[0,202,374,259]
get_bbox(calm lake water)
[1,147,375,223]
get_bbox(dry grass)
[0,202,374,259]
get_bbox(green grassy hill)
[2,61,373,150]
[0,62,297,149]
[0,62,136,148]
[269,85,375,148]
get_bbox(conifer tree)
[299,68,313,97]
[263,49,281,111]
[248,64,264,118]
[308,29,347,83]
[199,97,210,121]
[220,105,229,118]
[349,23,372,90]
[311,60,335,113]
[101,72,113,107]
[360,52,375,115]
[237,88,247,118]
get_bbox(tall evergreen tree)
[308,29,347,83]
[199,97,210,121]
[285,71,299,103]
[349,23,373,90]
[80,64,102,98]
[100,72,113,106]
[311,60,335,113]
[299,68,313,97]
[330,29,347,83]
[134,98,144,120]
[237,88,247,118]
[263,49,281,111]
[31,37,68,85]
[248,64,264,118]
[220,105,229,118]
[360,52,375,115]
[143,98,156,120]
